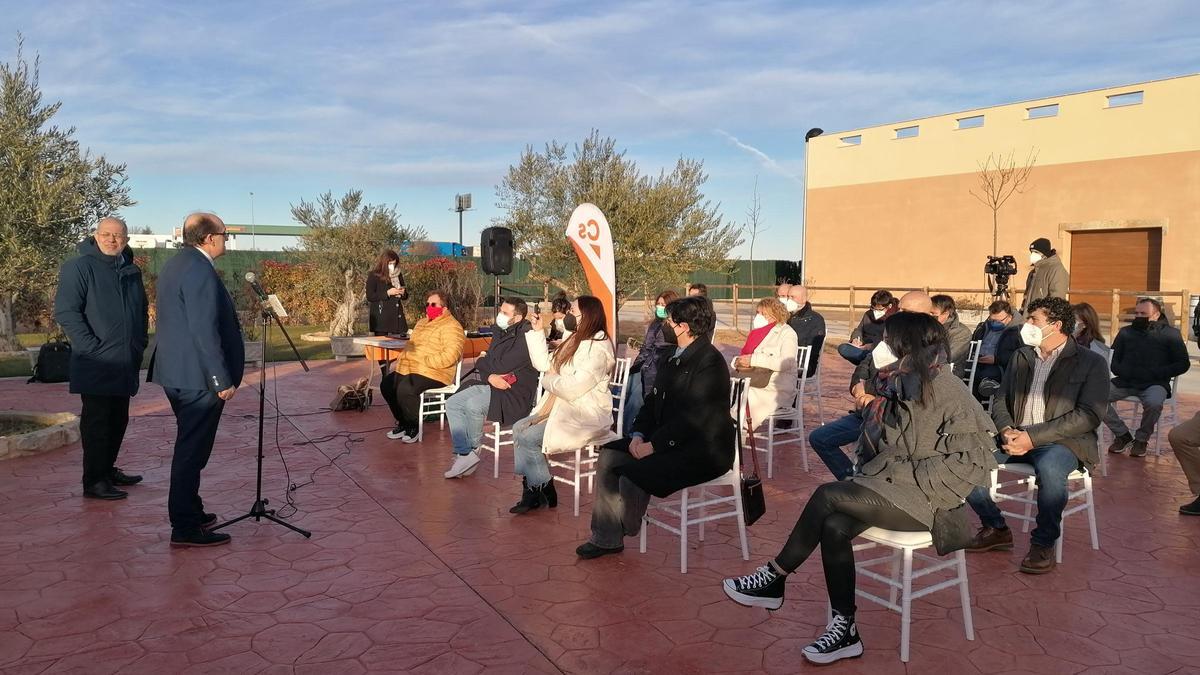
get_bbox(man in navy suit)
[148,213,245,547]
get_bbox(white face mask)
[387,262,396,272]
[871,341,899,369]
[554,318,565,331]
[1029,251,1044,265]
[751,314,770,330]
[1020,322,1047,347]
[872,309,886,320]
[495,312,511,330]
[783,298,799,313]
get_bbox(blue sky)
[6,0,1199,259]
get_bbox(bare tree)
[970,149,1038,256]
[743,177,767,292]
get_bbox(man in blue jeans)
[443,298,539,478]
[965,297,1108,574]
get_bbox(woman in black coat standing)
[366,250,408,337]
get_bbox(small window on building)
[840,134,862,146]
[1027,103,1059,119]
[895,125,919,139]
[1106,91,1144,108]
[957,115,984,129]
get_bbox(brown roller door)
[1068,228,1162,315]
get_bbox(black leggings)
[380,372,445,433]
[774,481,926,616]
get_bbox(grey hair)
[181,212,223,247]
[96,216,128,233]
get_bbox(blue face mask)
[988,320,1006,331]
[655,306,668,319]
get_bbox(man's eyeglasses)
[96,232,127,241]
[209,230,230,241]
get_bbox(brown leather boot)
[965,526,1013,552]
[1019,543,1056,574]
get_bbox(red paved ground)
[1,352,1198,674]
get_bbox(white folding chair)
[478,373,544,478]
[810,335,827,425]
[751,345,812,477]
[842,528,974,663]
[961,339,981,391]
[545,357,631,516]
[416,361,463,442]
[640,378,750,573]
[988,463,1099,564]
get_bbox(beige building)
[804,73,1200,324]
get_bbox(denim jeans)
[837,343,869,366]
[512,414,552,486]
[446,385,491,456]
[809,413,863,480]
[966,443,1081,548]
[588,446,653,549]
[622,372,645,437]
[1103,384,1169,442]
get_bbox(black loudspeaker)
[480,227,514,275]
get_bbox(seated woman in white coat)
[732,298,800,431]
[510,295,617,514]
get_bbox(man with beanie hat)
[1021,237,1069,314]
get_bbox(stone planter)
[330,335,365,362]
[244,340,265,367]
[0,411,79,461]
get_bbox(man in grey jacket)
[1020,238,1069,314]
[964,297,1108,574]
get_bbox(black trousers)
[380,372,445,433]
[774,481,926,617]
[80,394,131,487]
[165,388,225,533]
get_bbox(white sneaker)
[444,451,481,478]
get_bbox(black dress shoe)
[83,480,128,501]
[575,542,624,560]
[170,529,231,548]
[199,513,218,529]
[110,467,143,486]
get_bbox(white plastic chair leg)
[573,448,582,517]
[1085,474,1100,550]
[679,489,689,574]
[900,548,914,663]
[888,548,902,605]
[956,550,975,641]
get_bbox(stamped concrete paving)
[1,353,1197,674]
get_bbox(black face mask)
[563,313,578,332]
[1132,316,1151,331]
[662,324,680,345]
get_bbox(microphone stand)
[211,292,311,539]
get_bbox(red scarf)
[740,322,776,355]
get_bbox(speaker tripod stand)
[211,299,311,539]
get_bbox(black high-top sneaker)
[802,612,864,664]
[722,563,786,610]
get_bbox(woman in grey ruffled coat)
[720,312,998,665]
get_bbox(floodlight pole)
[801,128,823,279]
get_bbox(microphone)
[245,272,269,301]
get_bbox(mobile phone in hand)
[501,373,517,385]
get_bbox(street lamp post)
[250,191,257,252]
[801,128,823,279]
[454,193,473,256]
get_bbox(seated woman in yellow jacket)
[383,290,465,442]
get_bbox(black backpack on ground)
[28,342,71,384]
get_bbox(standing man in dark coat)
[443,297,538,478]
[1020,237,1069,315]
[148,213,245,547]
[54,217,149,500]
[576,296,735,559]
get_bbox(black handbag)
[931,504,973,555]
[738,387,767,526]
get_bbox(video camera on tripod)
[984,255,1018,299]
